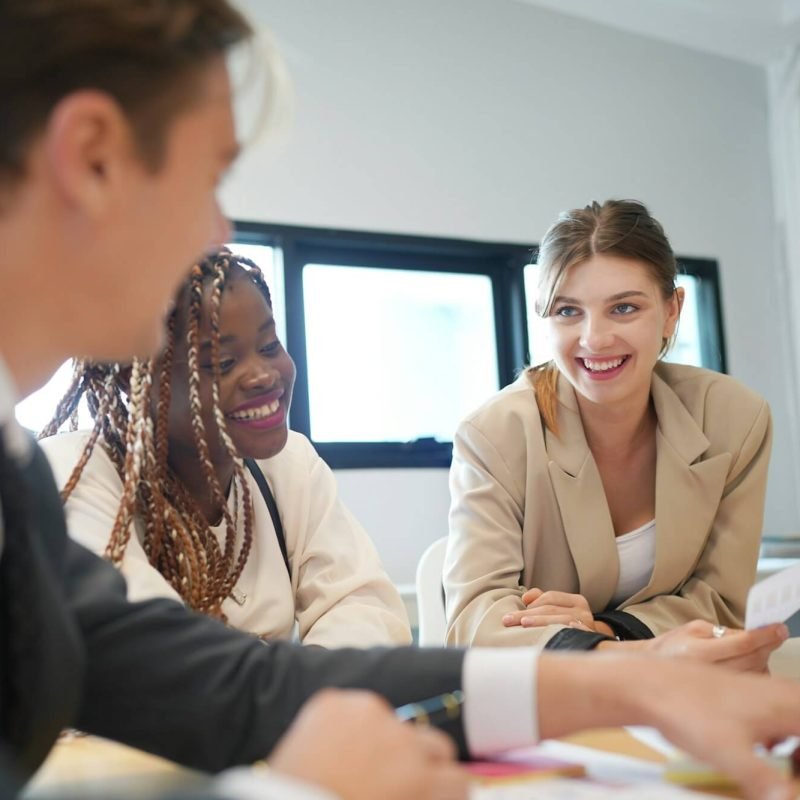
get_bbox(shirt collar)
[0,356,34,464]
[0,356,17,427]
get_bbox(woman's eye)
[553,306,579,318]
[261,341,282,357]
[613,303,638,314]
[199,356,234,374]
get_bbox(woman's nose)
[579,315,615,351]
[241,362,277,391]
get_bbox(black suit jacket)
[0,440,466,787]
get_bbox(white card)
[745,560,800,629]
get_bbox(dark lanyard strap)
[244,458,290,576]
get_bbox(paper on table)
[624,726,680,758]
[513,740,664,784]
[745,560,800,629]
[471,778,718,799]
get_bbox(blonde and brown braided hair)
[39,247,273,619]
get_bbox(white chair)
[415,536,449,647]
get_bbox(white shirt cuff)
[462,647,539,757]
[213,767,340,800]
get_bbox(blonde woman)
[445,199,779,670]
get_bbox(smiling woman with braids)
[39,247,411,646]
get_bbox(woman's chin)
[234,427,289,463]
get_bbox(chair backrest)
[415,536,449,647]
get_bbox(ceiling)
[514,0,800,65]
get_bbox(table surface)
[25,726,794,800]
[20,634,800,800]
[22,734,207,799]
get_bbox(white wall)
[224,0,799,583]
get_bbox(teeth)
[582,357,625,372]
[229,399,281,421]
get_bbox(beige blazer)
[444,362,772,648]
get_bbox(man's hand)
[538,650,800,800]
[637,660,800,800]
[270,689,469,800]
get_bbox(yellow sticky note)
[664,754,790,790]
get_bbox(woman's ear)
[663,286,684,339]
[674,285,685,315]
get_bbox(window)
[303,264,499,443]
[17,222,727,468]
[16,360,84,433]
[235,224,726,468]
[227,243,284,344]
[238,223,532,467]
[667,274,704,367]
[669,264,727,372]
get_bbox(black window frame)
[233,221,726,469]
[675,256,727,374]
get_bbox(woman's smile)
[226,396,286,430]
[576,354,631,381]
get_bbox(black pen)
[395,690,464,726]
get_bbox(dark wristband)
[593,610,654,641]
[544,627,614,651]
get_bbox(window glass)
[303,264,499,442]
[15,360,87,433]
[524,264,552,366]
[665,274,702,366]
[226,244,285,344]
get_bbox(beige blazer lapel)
[545,377,619,610]
[625,371,731,605]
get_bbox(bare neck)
[578,391,657,461]
[0,209,79,400]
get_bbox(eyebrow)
[553,290,650,305]
[198,319,275,351]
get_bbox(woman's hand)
[502,588,600,631]
[643,619,788,673]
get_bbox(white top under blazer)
[610,520,656,608]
